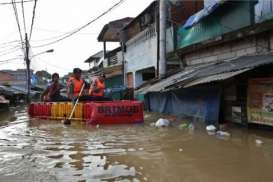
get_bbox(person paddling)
[68,68,85,102]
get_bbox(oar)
[62,83,85,125]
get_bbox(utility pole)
[25,33,31,103]
[159,0,167,78]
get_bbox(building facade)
[137,0,273,127]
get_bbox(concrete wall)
[124,24,174,87]
[125,25,157,73]
[184,31,273,66]
[124,25,157,87]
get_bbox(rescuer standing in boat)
[89,73,106,99]
[41,73,68,102]
[68,68,85,101]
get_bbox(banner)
[248,78,273,126]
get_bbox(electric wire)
[0,46,22,57]
[11,0,25,52]
[29,0,38,41]
[0,0,33,6]
[32,0,126,48]
[21,0,27,34]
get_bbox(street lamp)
[26,48,54,103]
[30,49,54,58]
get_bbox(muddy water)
[0,106,273,182]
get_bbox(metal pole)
[121,42,126,86]
[25,33,31,103]
[159,0,167,78]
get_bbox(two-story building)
[137,0,273,127]
[85,17,133,89]
[120,0,203,88]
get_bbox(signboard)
[248,78,273,126]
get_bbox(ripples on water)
[0,106,273,182]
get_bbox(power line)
[0,40,20,46]
[34,27,99,35]
[0,56,23,64]
[0,0,34,6]
[21,0,27,34]
[0,46,21,57]
[32,0,126,48]
[29,0,38,41]
[11,0,25,51]
[30,30,98,43]
[0,42,21,50]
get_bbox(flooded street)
[0,106,273,182]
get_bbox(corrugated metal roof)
[136,54,273,94]
[184,68,250,88]
[84,51,104,63]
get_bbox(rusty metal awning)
[183,68,250,88]
[136,54,273,94]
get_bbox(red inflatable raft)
[28,100,144,125]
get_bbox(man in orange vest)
[68,68,85,101]
[89,73,106,98]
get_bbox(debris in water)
[255,139,264,146]
[216,131,231,137]
[207,131,216,136]
[188,123,195,130]
[206,125,216,132]
[155,118,170,127]
[179,123,188,129]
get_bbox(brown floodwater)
[0,106,273,182]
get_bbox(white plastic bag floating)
[206,125,216,132]
[255,139,264,146]
[155,118,170,127]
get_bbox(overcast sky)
[0,0,154,75]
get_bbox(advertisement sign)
[248,78,273,126]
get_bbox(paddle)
[62,83,85,125]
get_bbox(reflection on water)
[0,106,273,182]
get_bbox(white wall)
[124,25,157,87]
[124,24,174,87]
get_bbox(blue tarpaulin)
[183,0,226,29]
[145,86,221,125]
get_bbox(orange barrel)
[28,103,35,116]
[64,102,73,119]
[33,103,38,117]
[51,103,57,119]
[83,103,93,121]
[57,102,65,119]
[87,100,144,125]
[37,103,43,117]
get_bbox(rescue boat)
[28,100,144,125]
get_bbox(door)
[127,72,134,88]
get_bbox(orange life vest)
[89,79,105,97]
[72,78,84,96]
